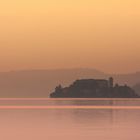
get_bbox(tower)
[109,77,114,88]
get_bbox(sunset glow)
[0,0,140,73]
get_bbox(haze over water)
[0,98,140,140]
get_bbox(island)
[50,77,139,98]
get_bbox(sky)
[0,0,140,73]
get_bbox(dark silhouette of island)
[50,77,139,98]
[0,69,140,98]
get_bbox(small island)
[50,77,139,98]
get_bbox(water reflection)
[0,99,140,140]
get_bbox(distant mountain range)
[0,68,140,97]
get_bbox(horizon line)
[0,98,139,101]
[0,68,139,75]
[0,105,140,110]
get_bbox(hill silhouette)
[0,69,139,97]
[133,83,140,95]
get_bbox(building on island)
[50,77,139,98]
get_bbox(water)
[0,98,140,140]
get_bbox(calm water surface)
[0,98,140,140]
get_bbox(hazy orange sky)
[0,0,140,73]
